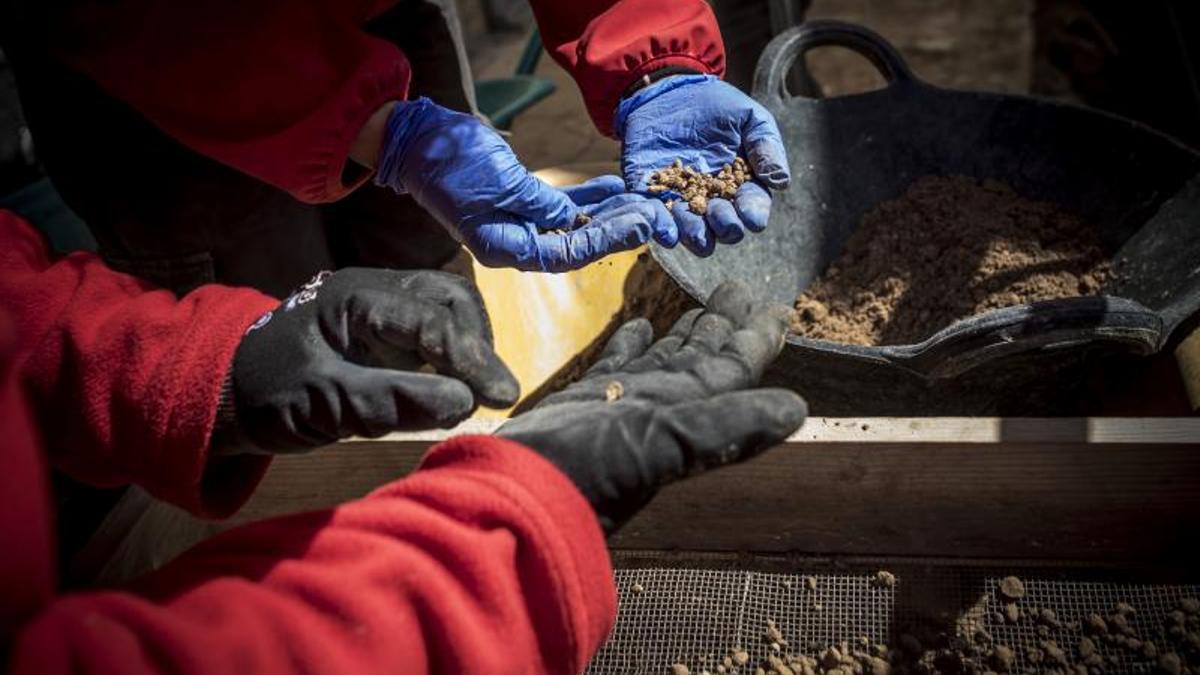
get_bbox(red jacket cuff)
[402,435,616,672]
[537,0,725,137]
[142,290,278,519]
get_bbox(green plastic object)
[475,29,556,130]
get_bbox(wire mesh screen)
[586,562,1200,675]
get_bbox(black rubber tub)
[651,20,1200,415]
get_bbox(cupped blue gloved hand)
[376,97,674,272]
[615,75,791,257]
[462,174,676,272]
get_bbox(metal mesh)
[586,561,1200,675]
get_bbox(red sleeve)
[0,210,279,518]
[529,0,726,136]
[44,0,411,204]
[9,436,616,675]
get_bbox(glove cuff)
[209,369,244,456]
[620,66,705,100]
[373,96,436,195]
[613,73,716,137]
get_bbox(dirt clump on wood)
[790,176,1112,346]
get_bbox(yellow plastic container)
[468,163,644,417]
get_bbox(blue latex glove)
[465,174,677,272]
[615,74,791,256]
[376,97,673,272]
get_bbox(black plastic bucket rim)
[650,19,1200,383]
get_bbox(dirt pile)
[659,576,1200,675]
[790,176,1112,346]
[649,158,752,215]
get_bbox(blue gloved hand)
[615,74,791,257]
[464,174,676,272]
[376,97,673,272]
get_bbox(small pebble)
[672,664,691,675]
[1084,613,1108,635]
[821,648,843,669]
[1042,640,1068,666]
[867,656,890,675]
[989,646,1015,672]
[631,582,645,594]
[605,381,625,402]
[873,570,896,588]
[1109,612,1132,635]
[1039,608,1061,627]
[1002,603,1020,624]
[997,576,1026,601]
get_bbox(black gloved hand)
[216,268,519,454]
[497,280,807,534]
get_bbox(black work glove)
[215,268,519,454]
[497,280,807,534]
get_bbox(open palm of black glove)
[498,280,807,535]
[215,268,519,454]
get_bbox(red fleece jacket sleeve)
[43,0,411,204]
[10,436,617,675]
[0,210,278,518]
[529,0,726,136]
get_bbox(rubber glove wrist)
[614,74,716,138]
[374,97,437,196]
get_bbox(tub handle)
[753,20,915,103]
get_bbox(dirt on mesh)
[790,176,1112,346]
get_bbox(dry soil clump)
[648,158,752,215]
[791,176,1111,346]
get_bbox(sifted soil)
[791,176,1112,346]
[648,157,752,215]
